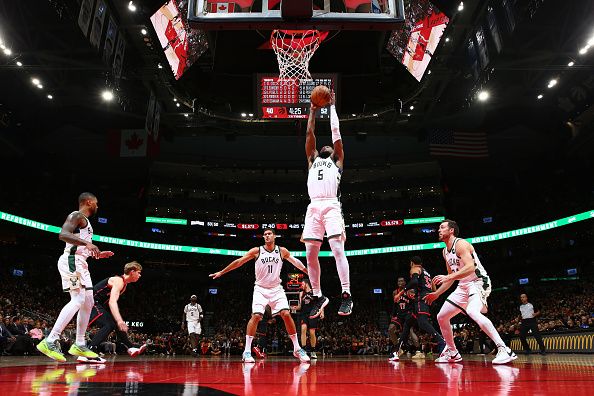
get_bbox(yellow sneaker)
[37,339,67,362]
[68,344,99,359]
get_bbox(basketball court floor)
[1,355,592,395]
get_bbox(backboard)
[188,0,405,30]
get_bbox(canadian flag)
[107,129,159,158]
[210,2,235,13]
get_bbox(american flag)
[429,130,489,158]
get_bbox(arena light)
[3,48,11,56]
[16,61,22,66]
[184,113,189,117]
[101,90,114,101]
[248,113,254,117]
[176,103,180,108]
[128,1,137,12]
[47,94,53,100]
[547,79,557,88]
[567,61,574,67]
[579,47,588,55]
[1,209,593,257]
[173,98,177,102]
[157,63,163,69]
[241,113,247,117]
[477,91,489,101]
[141,28,148,36]
[457,2,464,12]
[31,77,40,85]
[409,105,414,110]
[537,94,543,100]
[36,84,43,89]
[445,37,450,43]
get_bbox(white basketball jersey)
[307,157,341,200]
[254,245,283,288]
[443,238,489,285]
[63,212,93,259]
[184,303,202,322]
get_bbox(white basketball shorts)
[252,285,290,316]
[446,278,492,314]
[58,253,93,291]
[187,321,201,335]
[303,198,346,242]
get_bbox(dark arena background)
[1,1,594,395]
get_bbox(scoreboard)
[256,74,338,119]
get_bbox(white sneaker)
[127,344,147,357]
[388,352,399,362]
[242,351,255,363]
[412,351,425,359]
[293,348,311,363]
[492,346,517,365]
[435,348,462,363]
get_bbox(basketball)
[311,85,332,107]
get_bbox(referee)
[518,293,546,355]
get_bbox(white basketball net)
[270,30,322,88]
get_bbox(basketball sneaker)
[309,295,329,319]
[252,346,266,359]
[242,351,255,363]
[388,352,399,362]
[310,351,318,359]
[338,292,353,316]
[434,348,463,363]
[492,346,517,364]
[68,344,99,359]
[37,339,66,362]
[127,344,147,357]
[293,348,311,363]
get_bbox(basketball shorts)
[446,279,492,314]
[58,253,93,291]
[303,199,346,242]
[300,313,320,329]
[252,285,290,316]
[390,313,409,330]
[187,321,201,335]
[413,298,432,317]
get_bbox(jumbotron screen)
[256,74,338,119]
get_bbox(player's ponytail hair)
[124,261,143,274]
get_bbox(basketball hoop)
[270,30,322,87]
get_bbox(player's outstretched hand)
[432,275,448,286]
[117,321,129,332]
[209,271,223,279]
[98,251,114,259]
[86,243,101,258]
[423,292,439,305]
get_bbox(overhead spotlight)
[31,77,40,85]
[427,70,432,75]
[567,61,574,67]
[248,113,254,117]
[458,2,464,12]
[409,105,414,110]
[547,79,557,88]
[588,36,594,46]
[173,98,177,102]
[241,113,247,117]
[373,113,378,117]
[101,90,114,101]
[3,48,12,55]
[445,37,450,42]
[141,28,148,36]
[128,1,137,12]
[157,63,163,69]
[184,113,189,117]
[176,103,180,107]
[36,84,43,89]
[579,47,588,55]
[477,90,489,101]
[351,113,356,117]
[47,94,53,100]
[407,114,411,117]
[537,94,543,100]
[16,61,22,66]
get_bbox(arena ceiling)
[0,0,592,160]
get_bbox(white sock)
[47,290,85,343]
[76,290,94,346]
[289,333,300,352]
[467,297,507,348]
[305,242,322,297]
[244,335,254,354]
[329,238,351,295]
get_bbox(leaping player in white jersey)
[303,92,353,318]
[37,192,114,362]
[424,219,517,364]
[209,228,310,363]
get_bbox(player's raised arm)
[280,247,308,274]
[209,247,259,279]
[329,92,344,169]
[306,103,318,168]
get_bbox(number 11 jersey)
[255,245,283,288]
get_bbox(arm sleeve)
[404,273,419,291]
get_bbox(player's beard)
[319,150,331,159]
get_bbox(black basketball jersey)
[416,269,433,298]
[301,290,315,314]
[93,275,126,305]
[393,288,413,315]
